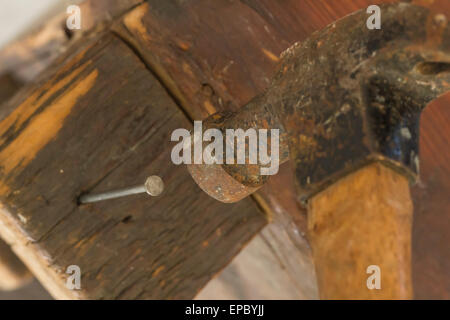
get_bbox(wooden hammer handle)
[308,163,413,299]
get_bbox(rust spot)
[177,40,190,51]
[262,48,279,62]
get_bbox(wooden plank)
[113,0,450,299]
[0,33,265,299]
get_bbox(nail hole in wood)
[416,62,450,75]
[121,215,132,224]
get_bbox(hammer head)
[187,3,450,204]
[269,3,450,202]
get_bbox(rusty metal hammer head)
[188,3,450,204]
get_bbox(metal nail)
[79,175,164,204]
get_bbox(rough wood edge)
[0,205,80,299]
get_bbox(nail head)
[145,176,164,196]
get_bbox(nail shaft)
[79,185,146,204]
[79,176,164,204]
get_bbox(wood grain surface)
[0,33,265,299]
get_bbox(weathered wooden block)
[0,33,265,299]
